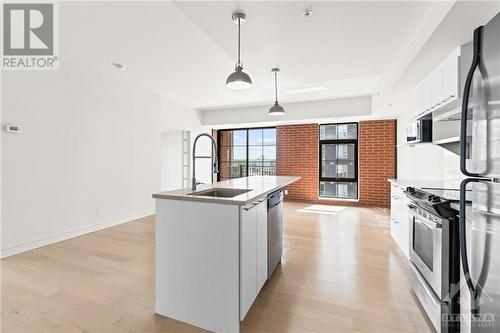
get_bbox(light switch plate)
[5,124,22,133]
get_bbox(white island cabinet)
[240,198,267,320]
[153,176,299,333]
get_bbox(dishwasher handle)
[267,190,283,210]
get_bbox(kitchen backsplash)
[442,150,465,187]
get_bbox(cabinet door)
[240,205,257,320]
[442,54,458,103]
[256,199,268,293]
[400,196,410,258]
[421,78,432,113]
[390,185,403,248]
[390,215,401,249]
[416,83,423,115]
[430,69,443,109]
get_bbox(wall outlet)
[96,208,103,217]
[284,189,289,195]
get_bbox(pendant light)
[269,68,285,115]
[226,12,252,89]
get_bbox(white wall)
[1,60,162,257]
[161,97,213,186]
[202,96,371,128]
[161,130,183,191]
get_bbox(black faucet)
[191,133,219,190]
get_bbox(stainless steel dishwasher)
[267,189,283,278]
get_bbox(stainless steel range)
[404,186,462,333]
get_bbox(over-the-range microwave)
[405,119,432,143]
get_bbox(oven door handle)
[408,205,442,229]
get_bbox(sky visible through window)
[219,128,277,179]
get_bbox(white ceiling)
[60,1,435,110]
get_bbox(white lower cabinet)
[239,199,267,320]
[256,200,268,292]
[390,184,410,258]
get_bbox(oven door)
[409,205,444,298]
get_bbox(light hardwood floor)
[1,202,433,333]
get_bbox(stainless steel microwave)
[405,119,432,143]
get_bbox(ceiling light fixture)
[303,9,313,17]
[112,62,126,70]
[226,12,252,89]
[285,86,328,94]
[269,68,285,116]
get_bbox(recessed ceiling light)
[285,86,328,94]
[303,9,313,17]
[112,62,126,70]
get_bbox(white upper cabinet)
[415,47,463,118]
[441,52,459,103]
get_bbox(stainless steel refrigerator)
[459,11,500,333]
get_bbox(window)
[319,123,358,199]
[218,128,276,180]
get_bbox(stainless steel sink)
[188,188,251,198]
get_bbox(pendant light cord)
[237,18,241,67]
[274,71,278,102]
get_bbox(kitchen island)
[152,176,300,333]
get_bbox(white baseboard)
[0,209,155,258]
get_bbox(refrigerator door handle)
[459,178,479,318]
[460,26,483,177]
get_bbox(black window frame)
[217,126,277,181]
[318,122,359,199]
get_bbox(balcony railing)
[229,165,276,178]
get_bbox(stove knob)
[407,187,416,193]
[427,194,435,201]
[431,196,441,203]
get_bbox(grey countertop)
[152,176,300,206]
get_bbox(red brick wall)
[276,124,319,201]
[217,130,233,181]
[214,120,396,207]
[358,120,397,207]
[275,120,396,207]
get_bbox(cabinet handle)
[243,203,257,211]
[391,217,399,223]
[391,195,400,200]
